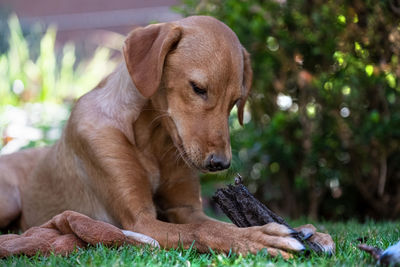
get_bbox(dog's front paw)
[309,231,335,254]
[295,224,335,255]
[235,222,305,259]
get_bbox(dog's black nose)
[205,154,230,172]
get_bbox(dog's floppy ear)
[123,23,182,98]
[237,47,253,125]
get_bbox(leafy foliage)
[0,14,118,151]
[177,0,400,220]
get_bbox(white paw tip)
[122,230,160,248]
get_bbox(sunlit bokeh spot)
[12,80,24,95]
[276,93,292,110]
[342,86,351,95]
[340,107,350,118]
[266,36,279,52]
[306,102,316,118]
[365,65,374,76]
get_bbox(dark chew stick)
[212,174,323,253]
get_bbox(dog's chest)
[137,151,161,193]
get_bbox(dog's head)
[124,16,252,173]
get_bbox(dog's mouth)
[165,117,208,172]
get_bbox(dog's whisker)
[175,148,187,167]
[161,145,177,160]
[174,149,182,165]
[149,113,170,128]
[174,145,197,170]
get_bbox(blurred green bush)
[177,0,400,220]
[0,14,116,105]
[0,14,117,151]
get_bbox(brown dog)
[0,16,334,258]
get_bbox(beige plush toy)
[0,210,159,257]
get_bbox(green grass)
[1,220,399,266]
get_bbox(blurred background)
[1,0,400,221]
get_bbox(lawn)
[1,220,399,266]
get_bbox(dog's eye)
[190,81,207,97]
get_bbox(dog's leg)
[77,134,303,257]
[130,215,302,258]
[96,164,301,257]
[0,177,20,229]
[154,167,211,225]
[0,155,23,229]
[156,171,335,256]
[123,169,302,257]
[0,148,50,230]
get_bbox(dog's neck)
[91,62,180,170]
[92,62,148,145]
